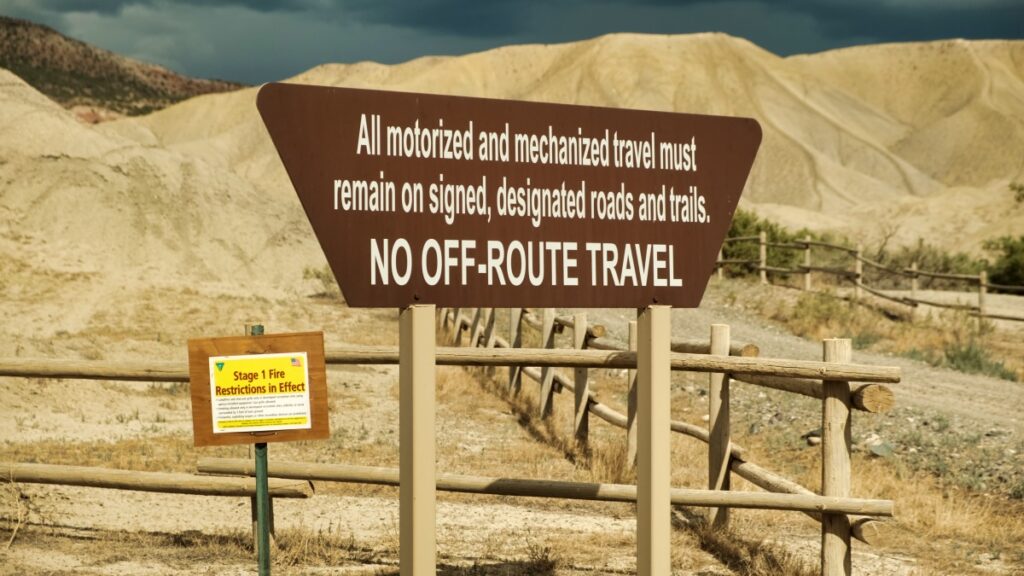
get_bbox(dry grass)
[4,306,1024,574]
[674,510,816,576]
[0,435,243,474]
[1,478,29,550]
[727,422,1024,573]
[273,524,389,568]
[745,284,1022,381]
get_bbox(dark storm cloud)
[344,0,543,38]
[23,0,312,12]
[776,0,1024,43]
[0,0,1020,83]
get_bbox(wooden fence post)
[854,245,863,302]
[759,231,768,285]
[637,305,671,576]
[978,270,988,330]
[717,248,724,280]
[449,307,462,345]
[509,308,523,394]
[822,338,852,576]
[400,304,436,575]
[626,319,639,470]
[482,308,497,349]
[803,236,812,292]
[708,324,731,529]
[468,308,483,347]
[573,313,589,447]
[909,263,919,321]
[479,308,497,377]
[539,308,557,418]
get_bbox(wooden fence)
[0,320,900,576]
[437,307,898,574]
[717,232,1024,323]
[0,462,312,498]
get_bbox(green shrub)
[984,235,1024,289]
[943,337,1018,381]
[723,209,833,278]
[866,238,985,290]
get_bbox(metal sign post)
[250,324,271,576]
[255,441,271,575]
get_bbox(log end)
[268,478,315,499]
[738,343,760,357]
[851,518,895,547]
[854,385,895,414]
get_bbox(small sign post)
[188,330,329,575]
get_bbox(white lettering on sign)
[371,238,682,289]
[340,114,715,294]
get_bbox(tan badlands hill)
[1,33,1023,316]
[0,15,243,121]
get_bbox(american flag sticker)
[291,357,302,367]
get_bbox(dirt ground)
[2,279,1024,574]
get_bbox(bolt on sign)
[258,84,761,308]
[187,331,329,447]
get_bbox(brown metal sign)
[258,83,760,308]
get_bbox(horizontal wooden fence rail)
[717,231,1024,323]
[854,281,917,307]
[198,458,892,517]
[324,344,900,382]
[803,240,857,253]
[987,282,1024,294]
[588,336,759,358]
[766,241,805,250]
[0,358,188,381]
[856,255,903,274]
[903,268,979,282]
[1,462,313,498]
[971,311,1024,321]
[907,297,979,311]
[724,235,761,243]
[734,375,894,414]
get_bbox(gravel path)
[580,281,1024,435]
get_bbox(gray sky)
[2,0,1022,84]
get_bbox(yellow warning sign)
[209,352,312,434]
